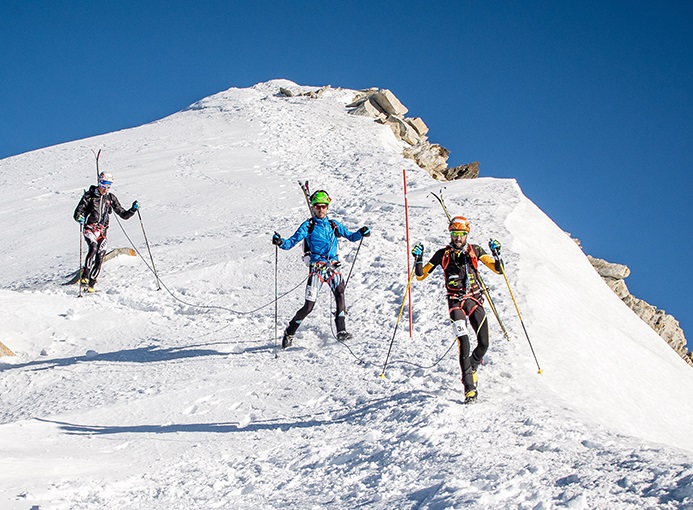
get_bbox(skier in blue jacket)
[272,189,370,348]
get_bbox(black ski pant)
[286,268,347,336]
[448,296,489,391]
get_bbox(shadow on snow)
[37,390,433,436]
[0,342,273,372]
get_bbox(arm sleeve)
[280,220,310,250]
[334,220,362,242]
[111,194,136,220]
[73,192,88,221]
[416,248,445,280]
[477,245,502,274]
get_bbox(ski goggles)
[98,180,112,188]
[451,231,469,237]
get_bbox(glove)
[76,214,85,224]
[489,238,501,254]
[131,201,140,211]
[411,242,424,260]
[359,226,371,237]
[272,232,282,246]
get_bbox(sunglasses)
[313,204,328,210]
[451,231,468,237]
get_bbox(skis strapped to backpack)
[92,149,102,183]
[430,190,452,222]
[298,180,315,219]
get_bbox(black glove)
[411,242,424,261]
[359,226,371,237]
[272,232,282,246]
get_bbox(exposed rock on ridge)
[587,254,692,367]
[279,85,477,180]
[279,85,332,99]
[346,88,478,181]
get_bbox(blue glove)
[272,232,282,246]
[412,242,424,260]
[76,214,85,224]
[359,226,371,237]
[131,201,140,211]
[489,238,501,254]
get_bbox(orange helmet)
[448,216,470,233]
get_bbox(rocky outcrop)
[346,88,478,181]
[588,254,692,367]
[279,85,332,99]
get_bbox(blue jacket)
[280,217,362,263]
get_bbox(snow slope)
[1,80,692,509]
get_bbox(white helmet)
[98,172,114,186]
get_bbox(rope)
[328,287,368,365]
[390,336,457,370]
[114,217,457,373]
[114,215,307,316]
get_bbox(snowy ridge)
[0,80,692,509]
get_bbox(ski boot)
[282,331,293,349]
[462,370,478,404]
[464,389,478,404]
[337,331,352,342]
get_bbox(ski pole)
[344,237,363,291]
[137,210,161,290]
[476,271,511,342]
[78,223,84,298]
[274,244,279,358]
[493,250,543,374]
[379,263,417,378]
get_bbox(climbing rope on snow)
[114,215,308,316]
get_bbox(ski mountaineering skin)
[411,216,503,404]
[272,188,371,349]
[73,171,139,293]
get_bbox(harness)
[310,260,342,286]
[442,244,484,317]
[300,217,343,288]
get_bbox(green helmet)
[310,190,331,205]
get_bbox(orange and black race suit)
[415,243,501,391]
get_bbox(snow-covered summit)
[0,81,692,509]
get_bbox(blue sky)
[2,1,692,349]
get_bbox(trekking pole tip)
[537,369,544,375]
[379,372,386,379]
